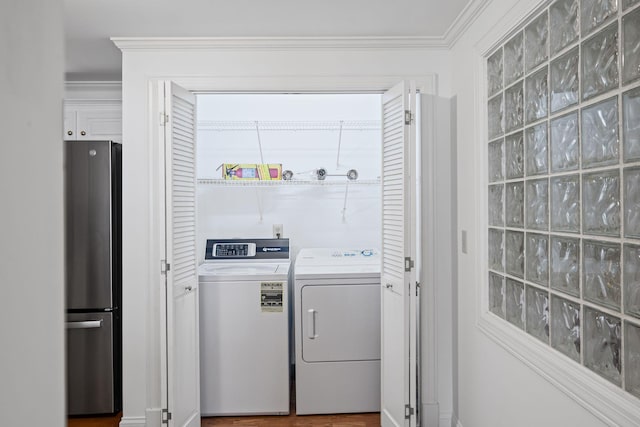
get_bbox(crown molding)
[443,0,492,47]
[111,36,449,52]
[64,81,122,100]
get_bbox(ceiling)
[64,0,472,80]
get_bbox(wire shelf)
[197,178,381,186]
[198,120,381,132]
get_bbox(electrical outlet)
[273,224,284,238]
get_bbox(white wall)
[196,94,382,260]
[0,1,65,426]
[451,1,610,426]
[114,38,454,426]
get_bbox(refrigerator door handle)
[66,320,103,330]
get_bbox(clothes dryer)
[294,248,381,415]
[199,238,290,416]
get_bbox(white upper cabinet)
[64,102,122,142]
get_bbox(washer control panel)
[205,238,290,260]
[213,243,256,258]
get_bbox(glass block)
[525,11,549,72]
[550,235,580,296]
[581,96,620,168]
[624,87,640,162]
[505,32,524,86]
[505,230,525,278]
[550,0,579,55]
[584,307,621,385]
[624,167,640,237]
[488,49,504,96]
[489,228,504,272]
[488,184,505,227]
[506,278,525,329]
[505,182,524,228]
[550,48,579,112]
[525,67,548,124]
[582,170,621,236]
[505,132,524,178]
[624,244,640,317]
[505,82,524,132]
[581,0,618,35]
[623,8,640,84]
[488,139,504,182]
[550,112,580,172]
[623,0,640,9]
[551,175,581,232]
[526,179,548,230]
[551,295,581,362]
[526,286,549,342]
[582,23,619,101]
[525,124,548,176]
[625,321,640,398]
[526,233,549,286]
[488,94,504,139]
[583,240,621,310]
[489,272,506,318]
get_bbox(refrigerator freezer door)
[65,141,113,310]
[66,312,115,415]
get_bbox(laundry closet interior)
[194,92,387,418]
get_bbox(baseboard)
[439,412,454,427]
[118,416,146,427]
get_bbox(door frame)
[146,73,440,426]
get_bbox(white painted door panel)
[161,81,200,427]
[380,80,418,427]
[76,107,122,142]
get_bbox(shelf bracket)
[255,121,265,164]
[336,120,344,168]
[341,181,350,223]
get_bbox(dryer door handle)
[307,309,318,339]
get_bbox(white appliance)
[199,238,291,416]
[294,248,381,415]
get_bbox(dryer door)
[301,283,380,362]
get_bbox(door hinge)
[161,259,171,274]
[160,113,169,126]
[161,408,172,424]
[416,281,420,296]
[405,257,414,272]
[404,110,413,125]
[405,404,415,419]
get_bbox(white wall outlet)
[273,224,284,238]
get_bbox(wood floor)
[202,412,380,426]
[67,412,122,427]
[67,411,379,427]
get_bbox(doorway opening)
[195,93,383,419]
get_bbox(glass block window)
[486,0,640,397]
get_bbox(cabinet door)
[64,109,77,140]
[76,107,122,142]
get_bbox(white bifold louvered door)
[160,81,201,427]
[380,80,418,427]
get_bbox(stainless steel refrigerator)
[65,140,122,416]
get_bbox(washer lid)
[198,261,290,281]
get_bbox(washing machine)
[294,248,381,415]
[199,238,291,416]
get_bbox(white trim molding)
[442,0,492,47]
[472,1,640,426]
[64,81,122,100]
[118,416,146,427]
[111,36,449,52]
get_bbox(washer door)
[301,283,380,362]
